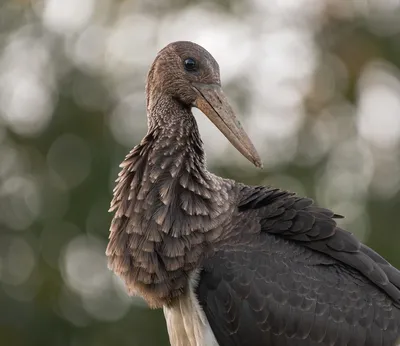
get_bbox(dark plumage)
[107,41,400,346]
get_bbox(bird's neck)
[107,98,235,307]
[148,96,206,168]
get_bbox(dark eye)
[184,58,197,72]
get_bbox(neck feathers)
[107,106,235,307]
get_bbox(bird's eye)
[184,58,197,72]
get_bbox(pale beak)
[192,83,262,168]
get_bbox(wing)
[196,186,400,346]
[237,186,400,306]
[197,237,400,346]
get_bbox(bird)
[106,41,400,346]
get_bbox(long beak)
[192,83,262,168]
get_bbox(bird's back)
[197,232,400,346]
[196,186,400,346]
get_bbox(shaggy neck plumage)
[148,95,206,166]
[107,96,234,307]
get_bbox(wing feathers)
[197,185,400,345]
[238,185,400,307]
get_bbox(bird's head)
[146,41,262,168]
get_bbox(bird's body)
[106,41,400,345]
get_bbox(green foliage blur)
[1,0,400,345]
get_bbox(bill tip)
[254,159,263,169]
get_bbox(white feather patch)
[163,269,219,346]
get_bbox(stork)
[106,41,400,346]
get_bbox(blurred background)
[1,0,400,345]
